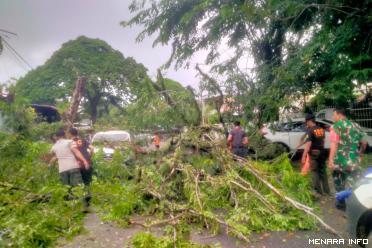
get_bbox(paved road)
[59,196,355,248]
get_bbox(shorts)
[60,168,83,186]
[232,147,247,158]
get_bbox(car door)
[264,123,290,149]
[288,121,307,150]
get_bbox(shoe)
[335,200,346,211]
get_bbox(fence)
[312,97,372,129]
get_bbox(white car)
[262,118,332,152]
[262,118,372,153]
[92,130,131,159]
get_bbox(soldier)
[328,108,367,209]
[302,113,330,195]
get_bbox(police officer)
[301,113,330,195]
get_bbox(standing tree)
[16,36,148,122]
[124,0,371,124]
[123,76,201,131]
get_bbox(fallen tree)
[92,126,343,246]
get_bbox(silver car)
[92,130,131,159]
[346,168,372,247]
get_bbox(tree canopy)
[97,76,201,131]
[16,36,148,122]
[125,0,372,123]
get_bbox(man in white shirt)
[49,129,89,187]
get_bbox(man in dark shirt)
[301,113,330,195]
[227,121,248,157]
[68,127,94,208]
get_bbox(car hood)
[354,168,372,209]
[94,147,115,155]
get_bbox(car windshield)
[272,121,306,132]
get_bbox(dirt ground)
[58,195,355,248]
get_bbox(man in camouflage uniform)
[328,108,367,209]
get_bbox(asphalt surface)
[58,195,357,248]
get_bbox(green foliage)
[89,128,317,245]
[91,181,142,227]
[248,132,288,160]
[124,78,200,131]
[126,0,372,123]
[16,36,148,122]
[0,124,319,247]
[0,134,84,247]
[0,95,64,140]
[0,97,35,136]
[29,121,64,141]
[131,232,212,248]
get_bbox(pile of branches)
[93,126,340,245]
[0,134,85,247]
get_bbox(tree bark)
[186,86,202,125]
[63,76,87,127]
[89,97,100,124]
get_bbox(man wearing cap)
[302,113,330,195]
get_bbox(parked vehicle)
[92,130,131,159]
[261,118,332,152]
[31,104,61,123]
[346,168,372,248]
[262,110,372,153]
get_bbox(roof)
[92,130,131,143]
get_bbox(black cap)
[305,113,315,121]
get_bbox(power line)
[0,29,17,36]
[2,38,33,70]
[2,41,29,72]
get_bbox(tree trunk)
[63,76,87,127]
[186,86,202,125]
[89,98,100,124]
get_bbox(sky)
[0,0,206,88]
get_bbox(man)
[68,127,93,184]
[301,113,330,195]
[153,131,160,150]
[227,121,248,157]
[68,127,94,207]
[49,129,89,191]
[328,108,367,209]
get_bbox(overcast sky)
[0,0,205,87]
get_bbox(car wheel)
[278,143,290,154]
[366,231,372,248]
[366,144,372,154]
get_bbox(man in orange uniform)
[302,113,330,195]
[153,131,160,150]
